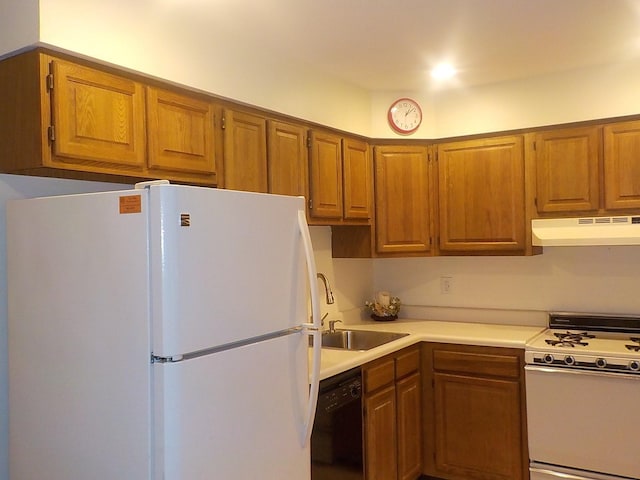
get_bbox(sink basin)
[315,329,409,351]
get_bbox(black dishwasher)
[311,368,363,480]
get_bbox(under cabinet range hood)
[532,215,640,246]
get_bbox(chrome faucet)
[316,273,335,305]
[328,319,343,333]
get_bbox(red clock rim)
[387,97,422,134]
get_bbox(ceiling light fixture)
[430,63,457,80]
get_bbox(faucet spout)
[316,273,335,305]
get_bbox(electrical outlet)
[440,276,453,294]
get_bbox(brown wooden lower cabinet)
[421,343,529,480]
[363,345,422,480]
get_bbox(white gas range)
[525,312,640,480]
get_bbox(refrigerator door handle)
[298,209,321,446]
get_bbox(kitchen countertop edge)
[314,318,546,380]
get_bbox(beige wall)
[34,0,372,136]
[371,59,640,139]
[0,0,38,57]
[5,1,640,140]
[371,247,640,322]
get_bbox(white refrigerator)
[7,181,322,480]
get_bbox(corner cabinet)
[422,343,528,480]
[0,50,218,185]
[437,136,526,254]
[308,130,372,225]
[363,345,422,480]
[374,145,432,255]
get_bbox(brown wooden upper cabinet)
[532,121,640,216]
[51,59,147,170]
[343,138,372,220]
[603,120,640,211]
[0,50,218,185]
[533,126,600,214]
[374,146,432,255]
[308,130,372,225]
[146,86,216,177]
[267,120,308,198]
[221,109,268,193]
[437,136,526,254]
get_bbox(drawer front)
[364,357,395,392]
[395,347,420,379]
[433,349,520,379]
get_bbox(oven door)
[525,365,640,479]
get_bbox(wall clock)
[387,98,422,134]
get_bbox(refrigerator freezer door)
[154,332,310,479]
[149,185,308,357]
[7,189,152,480]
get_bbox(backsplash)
[313,225,640,325]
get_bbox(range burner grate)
[625,337,640,352]
[545,331,595,348]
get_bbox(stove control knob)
[564,355,575,366]
[543,354,554,364]
[629,360,640,372]
[595,358,607,368]
[349,385,361,398]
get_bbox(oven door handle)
[525,364,640,380]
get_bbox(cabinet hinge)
[46,73,54,91]
[306,136,312,148]
[48,125,55,142]
[221,115,226,130]
[532,140,536,151]
[308,198,313,210]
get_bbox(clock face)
[388,98,422,134]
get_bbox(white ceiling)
[163,0,640,92]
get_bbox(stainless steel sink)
[315,329,409,351]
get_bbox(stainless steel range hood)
[532,215,640,246]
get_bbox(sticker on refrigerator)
[119,195,142,214]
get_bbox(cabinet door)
[343,138,372,220]
[50,59,146,169]
[309,130,343,219]
[267,120,308,197]
[438,136,525,253]
[146,87,216,176]
[222,110,267,192]
[374,146,431,254]
[364,385,397,480]
[432,373,523,480]
[603,120,640,210]
[396,373,422,480]
[534,126,600,213]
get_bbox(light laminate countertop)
[312,318,545,380]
